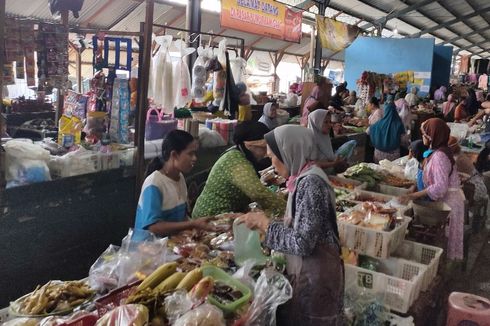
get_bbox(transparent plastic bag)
[174,39,195,109]
[173,303,225,326]
[344,286,387,326]
[404,158,419,181]
[164,290,194,325]
[117,229,168,287]
[4,140,51,187]
[232,259,257,291]
[89,244,121,293]
[95,304,149,326]
[242,268,293,326]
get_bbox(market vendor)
[405,87,419,107]
[192,121,286,219]
[330,85,346,110]
[258,102,279,130]
[308,109,348,174]
[368,102,407,163]
[442,94,457,122]
[300,76,328,126]
[400,118,465,262]
[343,90,357,105]
[238,125,344,326]
[409,140,428,192]
[368,97,383,125]
[135,130,215,237]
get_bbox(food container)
[202,265,252,315]
[328,175,367,191]
[412,200,451,226]
[345,255,426,313]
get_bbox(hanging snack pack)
[36,23,69,87]
[84,111,107,144]
[110,78,131,144]
[63,90,88,120]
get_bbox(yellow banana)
[176,268,203,291]
[153,272,186,293]
[137,262,178,291]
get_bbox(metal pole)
[135,0,155,199]
[0,0,6,200]
[314,1,326,72]
[186,0,201,73]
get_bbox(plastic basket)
[338,205,411,259]
[94,281,141,317]
[384,312,415,326]
[345,256,426,313]
[328,175,367,191]
[393,240,443,292]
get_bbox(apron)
[278,166,344,326]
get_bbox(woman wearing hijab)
[192,121,286,218]
[442,94,457,122]
[301,77,328,126]
[238,125,343,326]
[465,88,479,116]
[343,90,357,105]
[434,86,447,102]
[308,109,348,173]
[258,102,279,130]
[405,87,419,107]
[368,102,406,163]
[395,98,412,131]
[400,118,465,262]
[368,97,383,125]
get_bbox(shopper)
[343,90,357,105]
[395,98,412,131]
[238,125,344,326]
[405,87,419,107]
[468,95,490,127]
[466,88,479,116]
[442,94,457,122]
[134,130,215,237]
[400,118,465,261]
[368,97,383,125]
[330,85,346,110]
[301,77,328,126]
[368,102,407,163]
[258,102,279,130]
[308,109,348,173]
[434,86,447,102]
[192,121,286,218]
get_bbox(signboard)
[221,0,303,43]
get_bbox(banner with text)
[316,16,360,51]
[221,0,302,43]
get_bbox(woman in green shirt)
[192,121,286,218]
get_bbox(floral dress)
[191,149,286,218]
[424,151,465,260]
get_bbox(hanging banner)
[220,0,303,43]
[316,16,360,51]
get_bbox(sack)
[145,108,177,141]
[4,140,51,187]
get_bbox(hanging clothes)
[459,55,470,74]
[478,74,488,90]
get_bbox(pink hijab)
[442,94,456,117]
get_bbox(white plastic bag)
[149,35,174,113]
[173,303,225,326]
[174,39,195,109]
[89,244,121,292]
[232,259,257,291]
[404,158,419,181]
[4,140,51,187]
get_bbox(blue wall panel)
[432,45,453,88]
[345,37,435,96]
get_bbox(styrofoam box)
[392,240,443,292]
[338,205,411,259]
[345,255,427,313]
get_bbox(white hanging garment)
[173,39,195,109]
[149,35,174,113]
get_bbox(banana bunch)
[15,281,94,315]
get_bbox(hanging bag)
[145,108,177,141]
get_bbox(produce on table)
[351,192,390,204]
[189,276,215,301]
[154,272,187,293]
[95,304,148,326]
[381,174,414,188]
[329,177,356,190]
[176,268,203,291]
[344,163,384,188]
[334,188,351,199]
[173,303,225,326]
[210,281,244,305]
[336,200,357,213]
[344,117,369,128]
[337,202,399,231]
[137,262,178,291]
[11,281,94,316]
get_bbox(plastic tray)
[393,240,443,292]
[202,265,252,315]
[338,205,411,259]
[345,256,426,313]
[94,280,141,317]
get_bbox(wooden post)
[0,0,6,199]
[135,0,155,199]
[76,49,83,93]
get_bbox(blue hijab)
[369,103,405,152]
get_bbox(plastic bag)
[232,259,257,291]
[149,35,174,113]
[117,229,168,287]
[173,303,225,326]
[404,158,419,181]
[95,304,149,326]
[89,244,121,292]
[336,140,357,160]
[241,268,292,326]
[4,140,51,187]
[233,219,268,267]
[198,127,226,148]
[230,56,247,83]
[343,287,387,326]
[174,39,195,109]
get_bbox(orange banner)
[221,0,302,43]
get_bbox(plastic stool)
[446,292,490,326]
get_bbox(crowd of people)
[131,78,490,321]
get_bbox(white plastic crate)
[384,312,415,326]
[344,256,426,313]
[338,207,411,259]
[49,150,100,178]
[393,240,443,292]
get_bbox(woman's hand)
[191,217,218,232]
[237,212,270,233]
[397,194,412,205]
